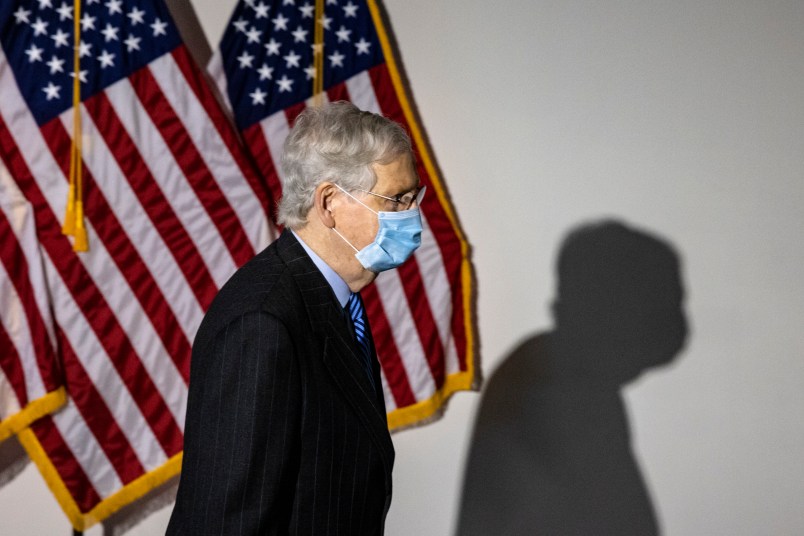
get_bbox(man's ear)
[313,181,338,228]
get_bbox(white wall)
[2,1,803,534]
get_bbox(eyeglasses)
[354,185,426,211]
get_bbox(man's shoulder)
[221,240,287,301]
[195,234,305,343]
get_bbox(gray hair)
[277,101,413,229]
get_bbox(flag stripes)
[0,323,26,410]
[130,67,257,268]
[0,142,65,443]
[26,414,103,513]
[82,89,219,319]
[157,48,274,251]
[0,197,60,402]
[360,281,416,410]
[0,15,275,524]
[243,122,283,207]
[2,117,185,458]
[168,47,271,222]
[101,76,239,295]
[53,108,195,386]
[53,329,148,484]
[397,259,447,387]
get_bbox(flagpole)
[312,0,325,106]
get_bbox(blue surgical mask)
[333,185,425,272]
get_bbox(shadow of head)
[551,219,688,383]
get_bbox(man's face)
[333,153,420,284]
[340,153,420,248]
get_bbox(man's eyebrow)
[397,182,423,195]
[391,189,417,200]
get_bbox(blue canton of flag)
[0,0,181,125]
[218,0,383,129]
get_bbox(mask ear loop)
[332,227,360,253]
[335,184,378,214]
[331,184,372,253]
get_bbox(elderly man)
[167,102,424,535]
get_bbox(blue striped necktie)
[346,293,376,391]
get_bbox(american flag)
[0,0,273,530]
[209,0,479,430]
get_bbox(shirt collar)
[292,230,351,308]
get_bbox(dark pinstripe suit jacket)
[167,230,394,535]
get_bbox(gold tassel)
[73,200,88,252]
[61,180,76,235]
[62,0,89,252]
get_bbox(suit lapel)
[276,231,395,468]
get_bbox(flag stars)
[69,69,88,83]
[335,25,351,43]
[291,25,308,43]
[319,15,332,30]
[51,28,70,48]
[101,23,119,42]
[276,74,294,93]
[249,87,267,105]
[128,7,146,25]
[265,38,281,55]
[272,13,289,31]
[283,50,301,68]
[14,6,32,24]
[79,40,93,58]
[355,37,371,55]
[343,1,359,17]
[46,55,65,74]
[97,49,116,68]
[253,1,270,18]
[237,50,255,68]
[328,50,345,67]
[38,0,54,10]
[81,13,96,31]
[124,34,141,52]
[105,0,123,15]
[56,2,73,21]
[31,18,49,36]
[246,26,262,43]
[151,18,168,36]
[299,2,314,18]
[215,0,378,115]
[233,17,248,33]
[25,44,44,63]
[42,82,61,101]
[257,63,273,80]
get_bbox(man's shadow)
[456,220,688,535]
